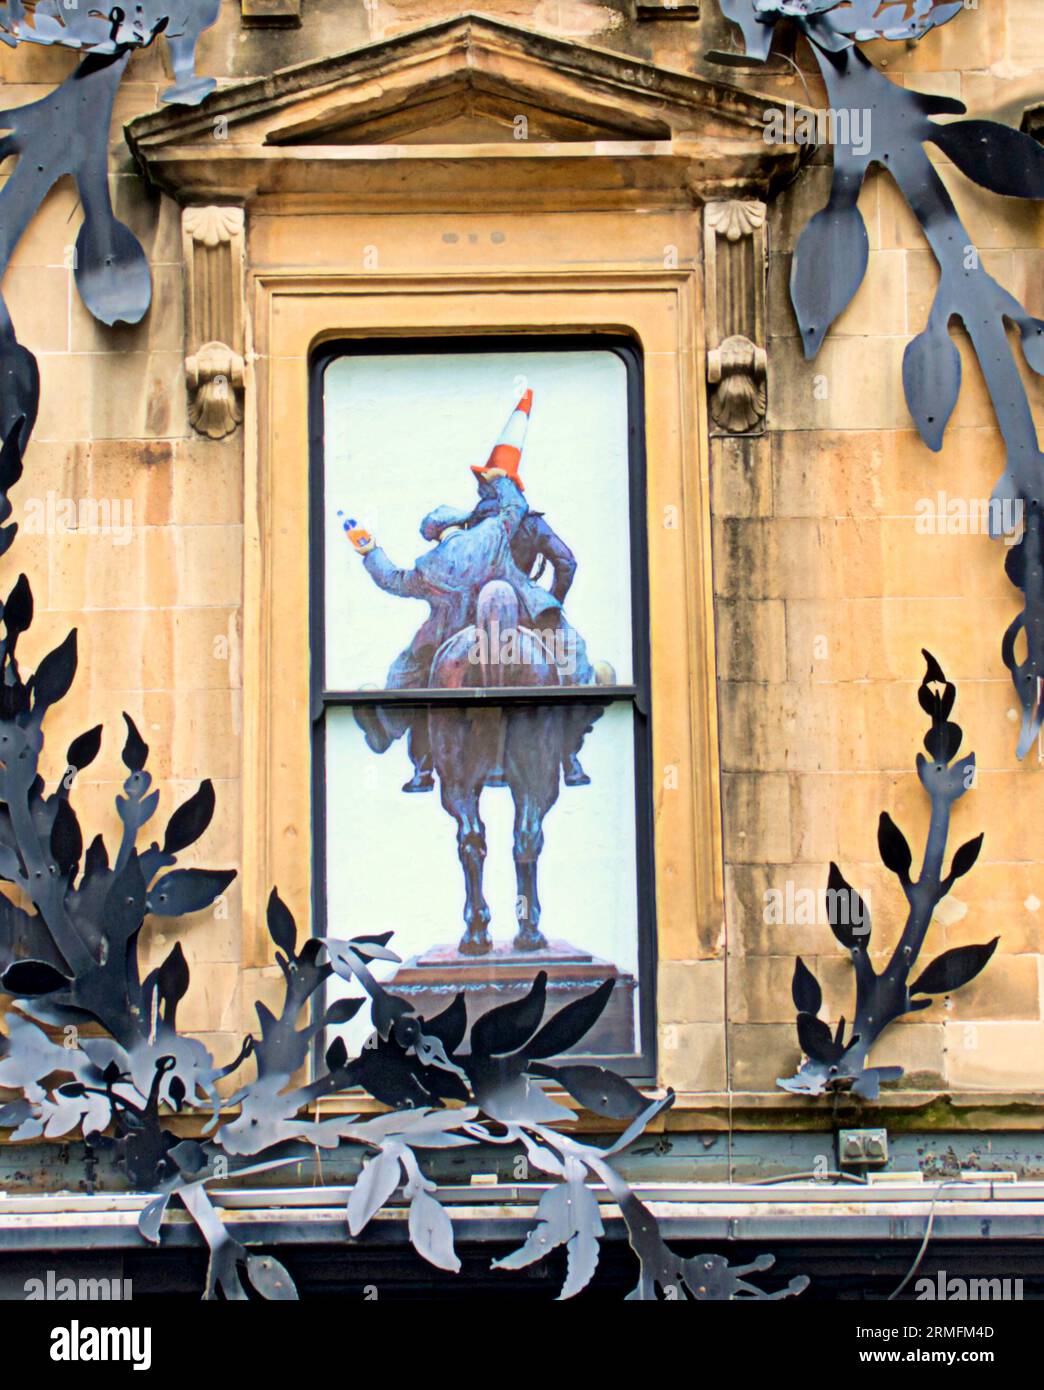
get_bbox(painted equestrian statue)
[346,390,610,955]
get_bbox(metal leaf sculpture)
[714,1,1044,759]
[778,650,998,1100]
[214,899,809,1300]
[0,2,221,452]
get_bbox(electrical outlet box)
[838,1128,889,1167]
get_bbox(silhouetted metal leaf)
[347,1149,403,1235]
[531,1063,647,1120]
[494,1184,572,1271]
[49,798,82,874]
[562,1226,601,1301]
[493,1167,602,1298]
[163,779,215,854]
[31,629,77,713]
[350,932,394,948]
[910,938,999,996]
[346,935,400,962]
[469,970,547,1057]
[147,867,235,916]
[408,1188,459,1272]
[949,832,984,881]
[796,1011,840,1065]
[903,315,961,451]
[168,1139,207,1176]
[66,724,102,773]
[825,862,869,948]
[791,202,869,358]
[325,997,364,1026]
[156,941,190,1013]
[74,217,151,328]
[0,1099,33,1128]
[929,120,1044,200]
[2,573,30,638]
[266,888,297,958]
[878,812,913,882]
[121,713,148,772]
[83,833,109,880]
[138,1194,170,1245]
[422,992,468,1053]
[324,1036,348,1072]
[525,977,615,1059]
[244,1252,298,1301]
[791,957,822,1016]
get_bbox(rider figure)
[345,390,596,790]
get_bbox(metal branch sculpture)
[778,650,998,1100]
[0,3,221,453]
[714,1,1044,760]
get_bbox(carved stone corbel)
[703,199,768,435]
[182,206,246,440]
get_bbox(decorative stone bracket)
[703,199,768,435]
[182,206,246,440]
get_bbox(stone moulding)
[124,14,807,210]
[704,198,768,434]
[182,205,247,439]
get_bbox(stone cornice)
[125,13,806,209]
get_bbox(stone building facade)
[1,0,1042,1173]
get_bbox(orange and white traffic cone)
[472,388,532,490]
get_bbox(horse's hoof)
[402,771,435,793]
[458,934,492,956]
[563,755,591,787]
[512,930,548,953]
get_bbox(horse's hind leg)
[506,709,563,953]
[513,821,547,954]
[443,784,492,956]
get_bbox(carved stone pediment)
[125,13,804,209]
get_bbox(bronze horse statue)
[426,580,607,956]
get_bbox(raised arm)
[361,546,427,600]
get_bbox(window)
[310,337,654,1073]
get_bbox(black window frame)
[308,332,657,1081]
